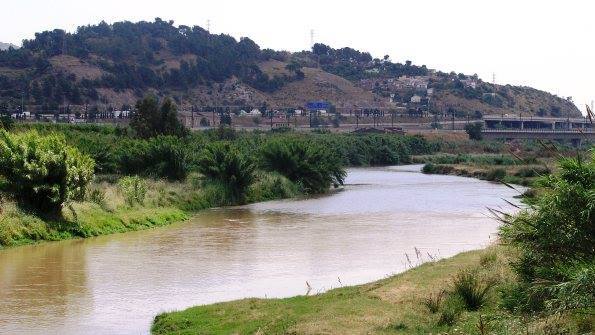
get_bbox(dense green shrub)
[260,138,346,194]
[197,142,255,204]
[73,135,119,173]
[118,175,147,206]
[118,136,190,180]
[451,269,494,311]
[499,153,595,314]
[422,163,437,174]
[0,130,94,213]
[464,122,484,140]
[419,153,517,166]
[246,172,298,203]
[421,163,454,175]
[485,167,506,181]
[0,115,14,130]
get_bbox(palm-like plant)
[260,138,346,194]
[197,142,255,204]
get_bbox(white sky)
[2,0,594,114]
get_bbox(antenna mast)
[207,19,211,33]
[310,29,314,48]
[491,72,496,98]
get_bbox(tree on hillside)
[130,95,188,138]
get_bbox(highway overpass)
[482,128,594,147]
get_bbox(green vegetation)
[260,138,345,194]
[152,154,594,334]
[197,142,255,204]
[131,96,188,139]
[152,246,592,335]
[0,130,94,212]
[499,153,595,315]
[0,19,304,108]
[0,120,433,248]
[416,149,556,186]
[464,121,484,140]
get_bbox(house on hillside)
[411,95,422,103]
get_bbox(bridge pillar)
[520,121,524,130]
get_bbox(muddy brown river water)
[0,165,522,334]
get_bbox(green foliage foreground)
[499,153,595,314]
[0,130,94,213]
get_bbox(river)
[0,165,522,334]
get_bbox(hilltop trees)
[311,43,428,80]
[0,19,294,106]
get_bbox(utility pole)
[207,19,211,33]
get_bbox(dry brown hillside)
[260,60,392,109]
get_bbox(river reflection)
[0,165,522,334]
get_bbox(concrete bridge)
[482,128,594,147]
[483,115,592,131]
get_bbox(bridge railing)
[483,128,594,134]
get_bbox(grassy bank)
[0,172,300,248]
[414,153,551,186]
[414,133,587,186]
[152,152,594,335]
[152,246,591,334]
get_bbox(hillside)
[0,19,582,117]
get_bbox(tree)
[499,155,595,313]
[197,142,255,204]
[260,138,346,194]
[130,95,188,138]
[0,130,94,213]
[117,136,190,181]
[464,122,483,140]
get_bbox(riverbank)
[0,171,300,248]
[413,153,551,186]
[412,135,587,186]
[152,245,588,334]
[0,124,437,248]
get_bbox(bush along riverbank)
[416,153,551,186]
[414,132,590,186]
[0,96,436,248]
[152,153,594,335]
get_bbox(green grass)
[0,201,188,248]
[151,246,592,335]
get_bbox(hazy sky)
[2,0,594,114]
